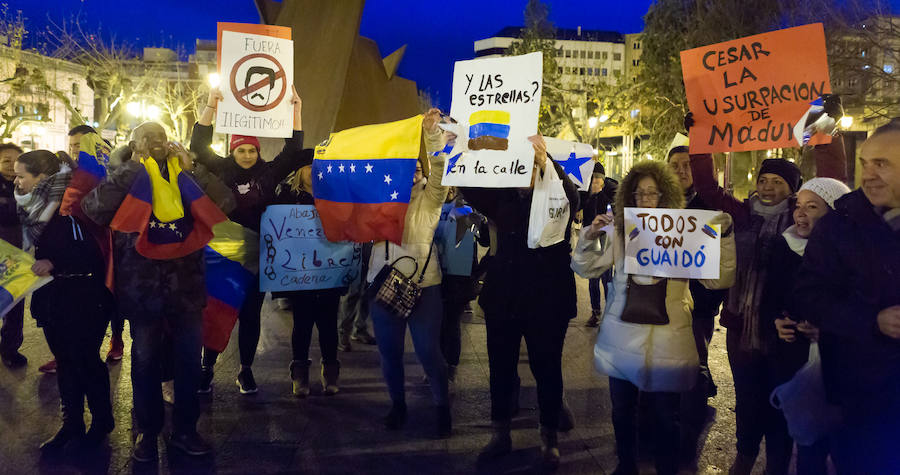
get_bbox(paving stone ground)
[0,276,790,474]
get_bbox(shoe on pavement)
[290,360,311,398]
[320,361,339,396]
[338,333,352,352]
[274,298,291,311]
[161,380,174,405]
[236,367,258,395]
[351,331,376,345]
[38,359,57,374]
[40,424,84,453]
[1,352,27,369]
[585,312,601,327]
[169,431,212,456]
[198,366,213,394]
[478,420,512,462]
[383,402,407,430]
[132,433,158,462]
[106,335,124,362]
[81,419,115,448]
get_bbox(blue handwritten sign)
[623,208,721,279]
[259,205,362,291]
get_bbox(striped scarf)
[14,169,72,250]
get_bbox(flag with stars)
[312,115,423,244]
[545,137,595,192]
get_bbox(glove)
[684,112,695,132]
[708,212,733,237]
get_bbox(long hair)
[613,160,685,236]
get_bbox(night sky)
[12,0,652,109]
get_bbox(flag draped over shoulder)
[110,156,226,260]
[0,238,52,318]
[202,220,258,352]
[312,115,423,244]
[60,132,109,216]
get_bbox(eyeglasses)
[633,191,662,201]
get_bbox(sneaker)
[131,433,158,463]
[198,367,213,394]
[1,352,27,368]
[161,380,174,405]
[338,333,352,352]
[351,331,376,345]
[38,359,57,374]
[236,368,258,395]
[106,335,124,362]
[168,431,212,456]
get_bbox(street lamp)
[840,115,854,129]
[598,114,609,123]
[588,116,598,129]
[208,72,220,88]
[126,101,142,117]
[145,105,161,120]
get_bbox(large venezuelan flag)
[0,238,53,318]
[202,220,259,352]
[312,115,423,244]
[110,157,227,260]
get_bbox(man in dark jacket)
[579,162,617,326]
[81,122,235,463]
[794,118,900,473]
[0,142,25,368]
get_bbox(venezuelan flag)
[0,238,53,318]
[312,115,423,244]
[60,132,109,217]
[110,156,227,260]
[202,220,259,352]
[468,110,510,151]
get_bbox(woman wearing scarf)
[14,150,114,453]
[689,150,801,475]
[190,86,304,395]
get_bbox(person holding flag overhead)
[81,122,235,462]
[191,85,304,395]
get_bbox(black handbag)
[620,276,670,325]
[367,241,434,319]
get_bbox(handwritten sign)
[259,205,362,292]
[443,52,543,187]
[216,22,294,138]
[545,137,594,191]
[680,24,831,153]
[623,208,721,279]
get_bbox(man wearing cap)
[579,162,617,327]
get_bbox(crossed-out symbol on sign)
[230,53,287,112]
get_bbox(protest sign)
[0,238,52,318]
[443,52,543,187]
[216,22,294,138]
[545,137,594,191]
[623,208,721,279]
[259,205,362,292]
[680,23,831,153]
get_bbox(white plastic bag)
[527,164,570,249]
[571,225,613,278]
[769,342,842,445]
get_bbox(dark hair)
[0,143,23,155]
[667,146,690,161]
[246,66,276,89]
[871,117,900,138]
[16,150,60,177]
[68,124,97,136]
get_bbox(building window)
[885,64,894,74]
[613,69,621,77]
[602,68,608,77]
[71,82,79,97]
[556,49,563,57]
[565,50,571,58]
[602,52,608,60]
[849,78,858,87]
[634,42,641,49]
[632,59,640,67]
[588,51,594,59]
[587,68,593,76]
[580,67,585,75]
[580,50,586,59]
[558,67,563,74]
[613,53,622,61]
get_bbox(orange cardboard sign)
[680,24,831,153]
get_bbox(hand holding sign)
[291,85,302,130]
[528,134,547,171]
[624,208,726,279]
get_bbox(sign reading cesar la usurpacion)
[680,23,831,154]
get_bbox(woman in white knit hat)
[759,177,851,475]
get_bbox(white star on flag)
[365,163,373,173]
[338,164,345,173]
[390,190,399,200]
[149,221,157,228]
[349,164,356,173]
[168,223,177,231]
[318,172,323,180]
[384,174,392,185]
[327,164,333,173]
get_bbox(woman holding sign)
[191,86,304,395]
[576,161,735,475]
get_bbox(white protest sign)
[216,22,294,138]
[259,205,362,292]
[623,208,721,279]
[443,52,543,188]
[545,137,594,191]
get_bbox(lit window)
[587,68,593,76]
[588,51,594,59]
[885,64,894,73]
[602,68,608,76]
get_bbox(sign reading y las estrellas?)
[680,23,831,153]
[442,52,543,187]
[624,208,721,279]
[216,22,294,138]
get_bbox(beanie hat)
[593,162,605,176]
[229,135,260,153]
[759,159,801,192]
[799,177,851,209]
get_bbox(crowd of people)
[0,83,897,474]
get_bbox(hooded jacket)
[590,160,736,392]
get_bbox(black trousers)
[0,300,24,357]
[440,276,470,367]
[609,377,680,475]
[289,291,340,363]
[485,313,568,429]
[43,312,112,430]
[203,284,266,368]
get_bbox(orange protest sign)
[680,23,831,153]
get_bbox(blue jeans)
[588,269,613,313]
[370,285,448,406]
[130,309,202,435]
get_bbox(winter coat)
[685,187,728,320]
[460,159,580,321]
[0,175,21,248]
[365,127,448,288]
[591,160,736,392]
[190,123,306,232]
[80,159,236,319]
[793,189,900,420]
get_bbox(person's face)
[246,73,273,107]
[793,190,829,238]
[0,149,19,179]
[413,161,424,185]
[233,144,259,169]
[68,133,84,158]
[131,123,168,161]
[13,161,45,194]
[756,173,792,205]
[446,186,457,203]
[634,175,661,208]
[669,152,693,190]
[859,132,900,208]
[590,174,605,194]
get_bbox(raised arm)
[689,153,750,226]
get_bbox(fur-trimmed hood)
[613,160,685,236]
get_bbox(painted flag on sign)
[0,238,53,318]
[312,115,423,244]
[202,220,259,352]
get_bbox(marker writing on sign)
[463,73,539,106]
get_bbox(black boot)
[383,401,407,430]
[40,424,84,453]
[290,360,311,398]
[540,425,560,471]
[558,397,576,432]
[435,405,452,438]
[478,420,512,462]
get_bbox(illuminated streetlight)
[840,115,854,128]
[146,104,161,120]
[592,148,599,155]
[598,114,609,123]
[20,124,31,135]
[588,116,599,129]
[126,101,141,117]
[208,72,221,88]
